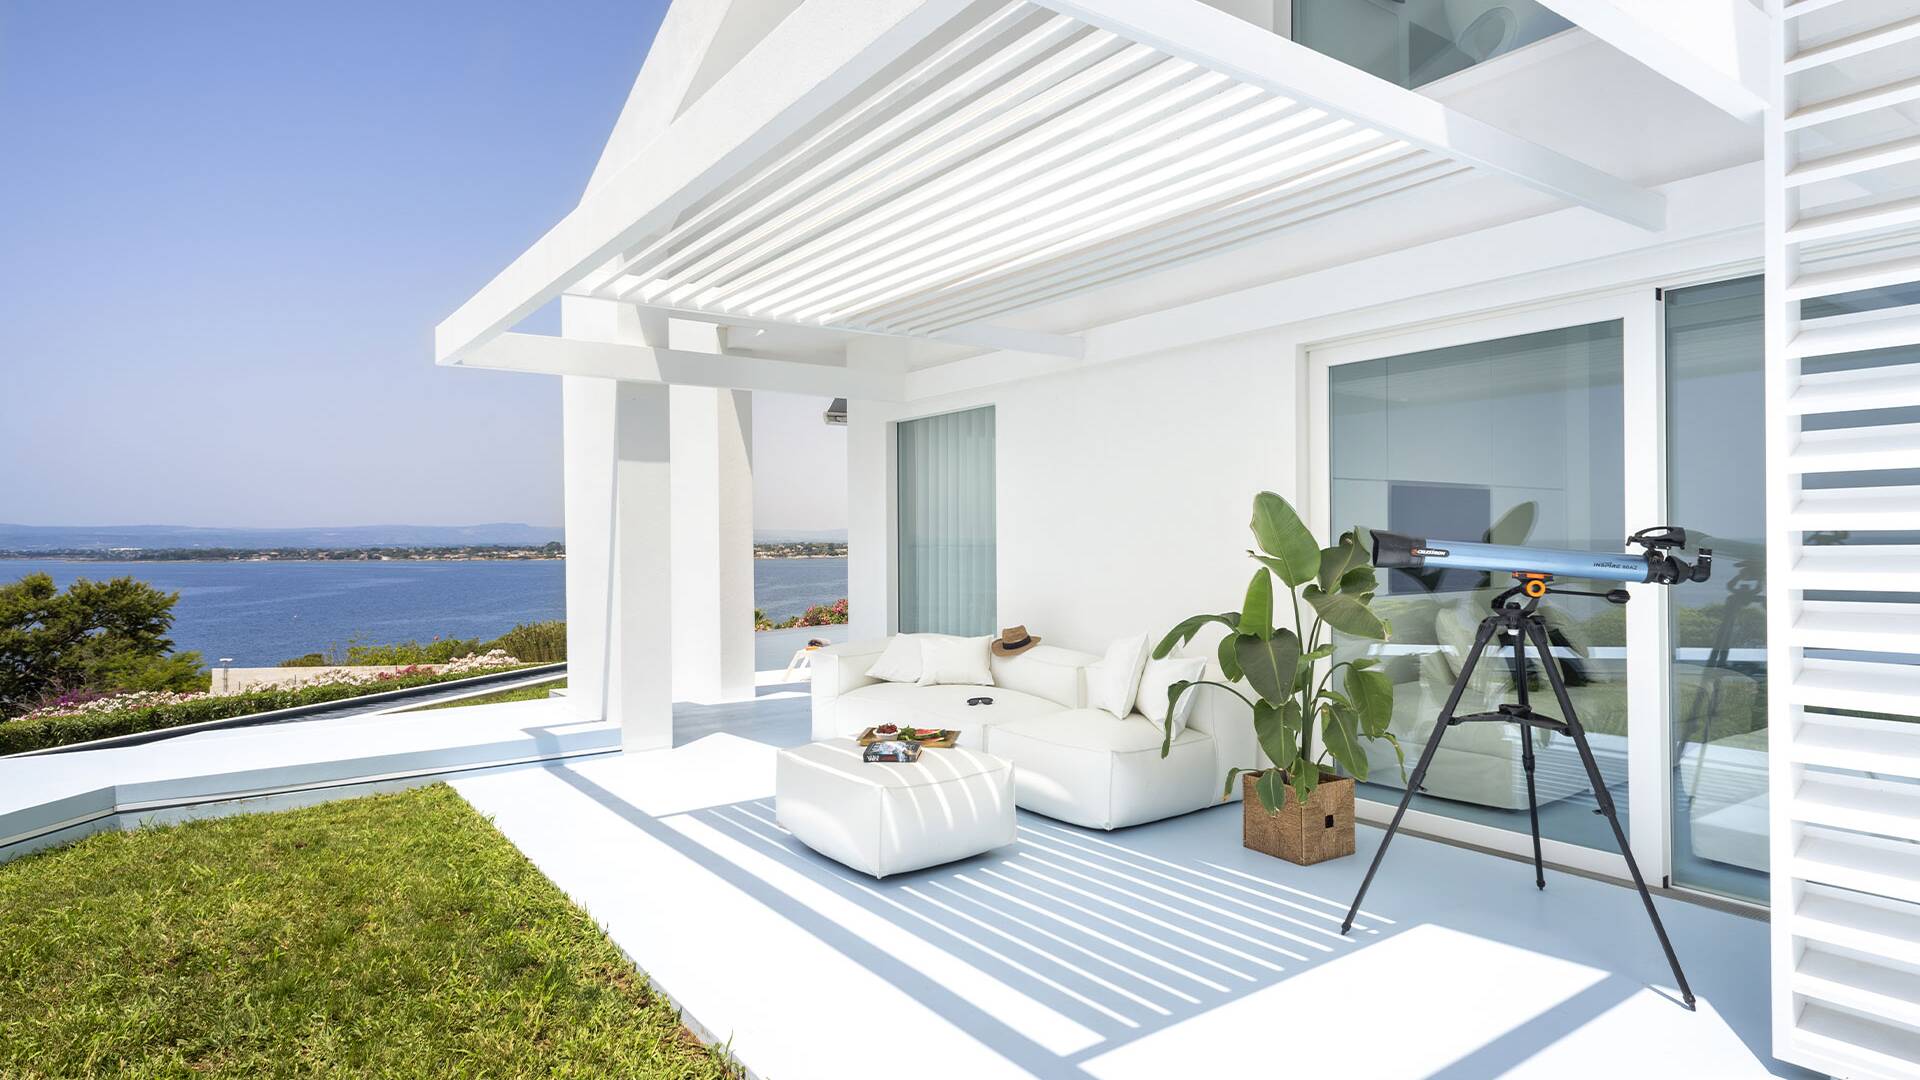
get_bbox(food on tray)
[874,723,899,735]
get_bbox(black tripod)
[1338,576,1697,1011]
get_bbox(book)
[863,740,923,764]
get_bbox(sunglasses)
[967,696,994,706]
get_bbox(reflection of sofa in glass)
[1356,592,1756,813]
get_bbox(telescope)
[1369,525,1712,591]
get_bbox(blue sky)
[0,2,847,533]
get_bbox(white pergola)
[434,0,1707,387]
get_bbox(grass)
[411,678,567,712]
[0,785,736,1079]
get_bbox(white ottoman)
[775,738,1016,877]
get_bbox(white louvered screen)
[1768,1,1920,1075]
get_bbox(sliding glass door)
[1323,319,1632,856]
[1665,277,1769,903]
[897,406,996,636]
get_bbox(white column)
[668,318,756,703]
[844,337,909,643]
[560,298,674,751]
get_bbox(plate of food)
[857,724,959,748]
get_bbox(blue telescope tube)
[1370,531,1656,583]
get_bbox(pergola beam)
[1534,0,1768,125]
[434,0,977,365]
[616,299,1086,359]
[452,332,907,401]
[1035,0,1667,230]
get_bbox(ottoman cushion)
[775,739,1016,877]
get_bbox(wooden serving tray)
[856,726,960,749]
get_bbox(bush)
[485,621,565,663]
[0,658,535,756]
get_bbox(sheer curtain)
[897,406,996,635]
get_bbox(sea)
[1,557,848,666]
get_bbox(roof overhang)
[436,0,1668,379]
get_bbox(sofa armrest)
[810,639,889,739]
[991,644,1099,709]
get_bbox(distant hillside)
[0,523,565,552]
[754,529,848,544]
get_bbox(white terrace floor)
[454,687,1813,1080]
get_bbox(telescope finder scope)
[1369,528,1711,586]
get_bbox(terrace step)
[1790,73,1920,131]
[1795,713,1920,778]
[1791,422,1920,472]
[1796,884,1920,968]
[1785,14,1920,75]
[1786,134,1920,188]
[1792,770,1920,840]
[1793,827,1920,904]
[1788,253,1920,302]
[1790,194,1920,246]
[1787,306,1920,361]
[1789,659,1920,717]
[1790,486,1920,531]
[1792,544,1920,591]
[1796,948,1920,1030]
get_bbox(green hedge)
[0,667,546,756]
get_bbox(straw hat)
[991,625,1041,656]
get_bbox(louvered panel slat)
[1794,771,1920,840]
[1789,73,1920,131]
[1785,15,1920,74]
[1796,949,1920,1029]
[1792,545,1920,591]
[1787,305,1920,360]
[1797,886,1920,968]
[1794,828,1920,904]
[1791,422,1920,472]
[1795,714,1920,779]
[1787,253,1920,302]
[1790,486,1920,531]
[1785,134,1920,187]
[1789,195,1920,246]
[1790,660,1920,716]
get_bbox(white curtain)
[897,406,996,635]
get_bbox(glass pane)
[897,406,996,635]
[1292,0,1571,89]
[1664,277,1768,903]
[1329,322,1626,851]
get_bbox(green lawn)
[410,678,567,711]
[0,785,735,1079]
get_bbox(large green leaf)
[1316,529,1370,592]
[1303,582,1389,640]
[1252,698,1302,772]
[1217,632,1243,682]
[1254,769,1286,814]
[1159,679,1195,757]
[1236,628,1301,704]
[1486,501,1537,547]
[1153,612,1238,659]
[1249,491,1319,586]
[1238,569,1273,640]
[1345,665,1394,738]
[1290,761,1319,803]
[1337,564,1378,596]
[1321,703,1369,782]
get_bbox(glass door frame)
[1306,290,1670,884]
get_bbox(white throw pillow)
[1086,634,1151,720]
[1137,655,1208,734]
[918,635,995,686]
[866,635,928,683]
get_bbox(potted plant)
[1153,491,1400,865]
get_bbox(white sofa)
[810,638,1261,830]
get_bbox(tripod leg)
[1525,620,1697,1010]
[1509,626,1546,891]
[1342,617,1499,935]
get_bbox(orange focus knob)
[1524,578,1548,598]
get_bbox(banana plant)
[1154,491,1400,813]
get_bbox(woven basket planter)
[1241,771,1355,865]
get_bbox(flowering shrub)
[758,598,849,631]
[1,652,533,755]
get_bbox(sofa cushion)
[833,681,1065,744]
[1087,634,1150,719]
[989,644,1094,709]
[986,709,1220,830]
[867,634,944,683]
[920,635,994,686]
[1137,655,1206,733]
